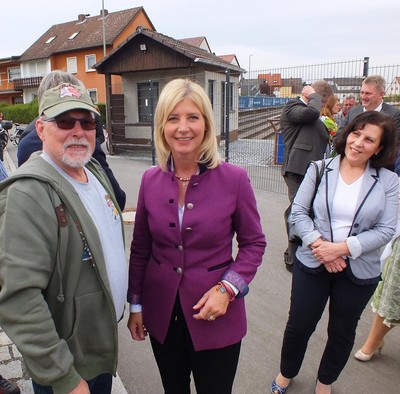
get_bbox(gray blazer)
[337,102,400,140]
[291,155,399,280]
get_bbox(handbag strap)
[310,160,325,204]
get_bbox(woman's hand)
[324,257,347,273]
[192,285,230,321]
[312,240,349,264]
[127,312,147,341]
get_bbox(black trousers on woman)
[150,295,241,394]
[280,260,377,385]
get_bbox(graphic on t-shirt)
[105,194,119,221]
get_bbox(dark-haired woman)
[271,111,399,394]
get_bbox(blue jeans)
[32,373,112,394]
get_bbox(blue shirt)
[0,160,8,181]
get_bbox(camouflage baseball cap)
[39,83,100,118]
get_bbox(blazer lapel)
[324,158,379,225]
[353,163,379,220]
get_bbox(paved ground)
[1,143,399,393]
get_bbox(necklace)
[175,175,191,183]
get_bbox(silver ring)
[208,315,215,321]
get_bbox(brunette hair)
[335,111,396,169]
[154,78,221,171]
[311,80,333,99]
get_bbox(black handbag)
[288,160,325,245]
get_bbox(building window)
[67,57,78,74]
[85,54,96,72]
[208,80,215,108]
[68,32,80,40]
[21,61,47,79]
[45,36,56,44]
[8,67,21,81]
[87,89,98,103]
[138,81,159,122]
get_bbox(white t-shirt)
[42,153,128,320]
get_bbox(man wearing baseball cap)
[0,83,128,393]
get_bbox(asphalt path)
[5,143,399,393]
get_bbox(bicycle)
[0,120,12,157]
[9,123,24,145]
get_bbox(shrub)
[96,103,106,124]
[1,100,39,124]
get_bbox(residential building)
[0,57,23,105]
[12,7,155,104]
[387,76,400,97]
[324,77,363,100]
[179,36,212,53]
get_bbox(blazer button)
[177,245,183,251]
[351,233,357,236]
[176,267,183,275]
[185,227,192,232]
[186,203,194,210]
[354,223,359,228]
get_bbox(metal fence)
[113,57,400,194]
[232,57,400,194]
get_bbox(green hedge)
[97,103,106,124]
[0,101,107,124]
[0,100,39,124]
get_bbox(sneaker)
[0,375,20,394]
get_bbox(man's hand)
[301,85,316,100]
[69,378,90,394]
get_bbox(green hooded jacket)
[0,153,124,393]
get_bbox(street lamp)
[248,54,253,96]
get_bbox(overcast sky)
[2,0,398,71]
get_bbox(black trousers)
[280,260,377,385]
[150,296,241,394]
[283,173,304,265]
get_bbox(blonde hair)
[154,79,221,171]
[363,75,386,93]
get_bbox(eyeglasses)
[43,116,97,131]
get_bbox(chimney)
[77,14,86,22]
[100,9,108,17]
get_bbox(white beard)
[61,138,92,168]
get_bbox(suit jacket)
[280,93,330,176]
[291,155,399,281]
[337,102,400,140]
[128,161,266,351]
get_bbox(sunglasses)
[43,116,97,131]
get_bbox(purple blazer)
[128,161,266,351]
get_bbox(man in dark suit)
[281,81,333,271]
[335,75,400,173]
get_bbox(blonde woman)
[127,79,266,393]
